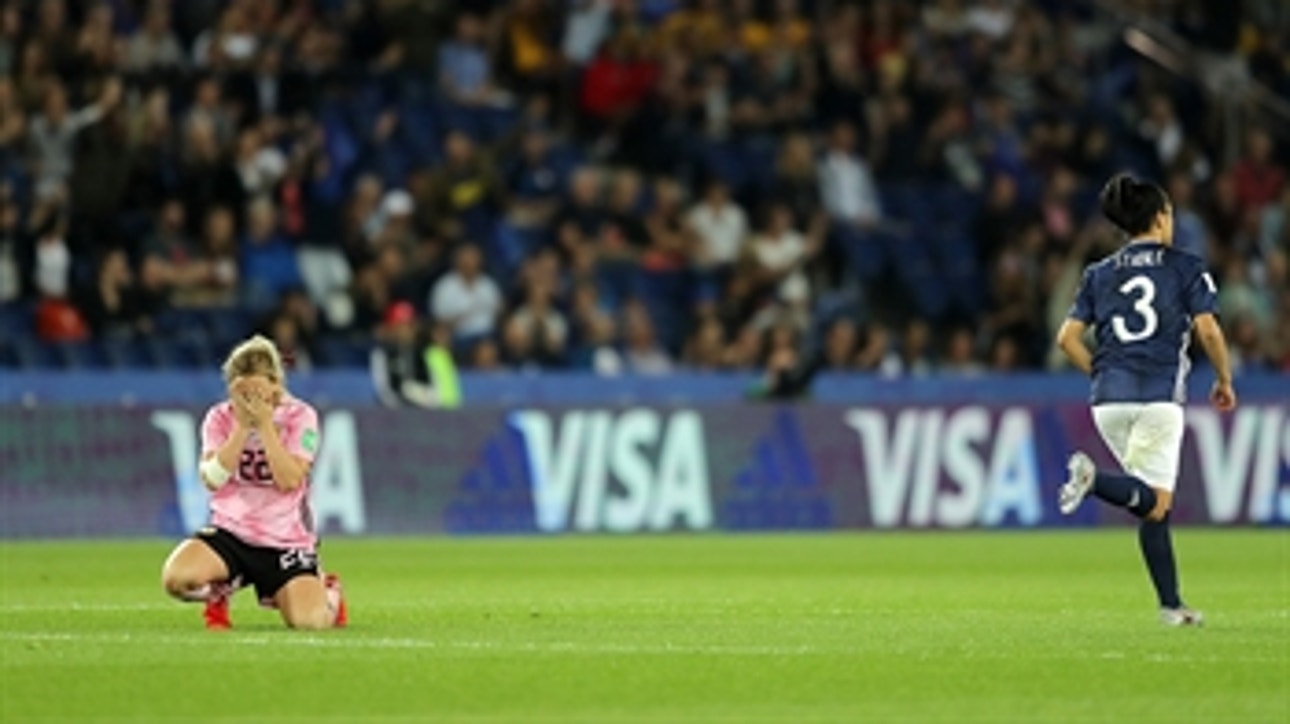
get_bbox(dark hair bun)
[1099,173,1169,236]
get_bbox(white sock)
[325,586,341,621]
[179,584,212,602]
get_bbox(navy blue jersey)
[1068,241,1219,405]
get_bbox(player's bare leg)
[160,539,237,629]
[275,574,346,630]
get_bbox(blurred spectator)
[371,302,461,409]
[641,177,691,271]
[768,133,823,229]
[1227,314,1269,373]
[941,326,984,376]
[175,205,238,307]
[682,316,727,370]
[192,3,259,69]
[507,278,569,367]
[144,199,201,297]
[439,13,510,108]
[267,312,313,372]
[562,0,613,67]
[974,174,1026,267]
[989,334,1023,372]
[621,301,672,375]
[240,198,302,308]
[233,125,286,203]
[424,131,503,241]
[855,321,901,376]
[1217,257,1273,332]
[658,0,724,57]
[1167,171,1211,259]
[431,244,503,343]
[1258,186,1290,266]
[1136,93,1187,173]
[29,78,121,198]
[0,6,20,76]
[688,178,749,273]
[751,202,818,324]
[818,121,882,229]
[1232,128,1285,215]
[499,0,561,96]
[820,317,859,370]
[968,0,1015,40]
[900,320,934,377]
[124,3,186,74]
[0,0,1283,379]
[578,32,658,146]
[179,115,243,233]
[76,248,159,339]
[29,197,70,300]
[183,76,233,146]
[554,166,607,271]
[504,125,563,227]
[0,198,19,303]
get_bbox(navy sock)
[1138,513,1182,608]
[1092,471,1157,518]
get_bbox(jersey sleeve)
[1183,263,1220,317]
[199,405,233,457]
[1067,267,1096,323]
[284,404,321,463]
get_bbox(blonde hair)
[221,334,285,384]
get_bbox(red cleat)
[325,573,347,628]
[203,589,232,630]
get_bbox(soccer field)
[1,532,1286,723]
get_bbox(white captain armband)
[199,457,232,491]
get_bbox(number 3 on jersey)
[1112,275,1157,343]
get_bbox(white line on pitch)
[1,631,1286,664]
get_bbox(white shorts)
[1092,402,1185,491]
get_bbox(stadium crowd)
[0,0,1287,379]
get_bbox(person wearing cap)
[369,301,461,409]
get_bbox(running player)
[1054,173,1236,626]
[160,335,347,630]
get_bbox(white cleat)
[1059,451,1096,515]
[1160,607,1204,626]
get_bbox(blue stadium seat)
[0,301,34,340]
[99,336,153,369]
[634,269,691,352]
[316,335,372,368]
[57,341,107,369]
[203,308,252,350]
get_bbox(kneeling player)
[160,335,347,630]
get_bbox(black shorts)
[195,527,319,602]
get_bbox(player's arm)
[1193,313,1237,411]
[1055,318,1092,375]
[1186,268,1236,411]
[256,422,311,492]
[199,408,250,491]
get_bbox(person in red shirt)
[578,32,658,140]
[1231,127,1285,215]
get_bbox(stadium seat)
[99,336,153,369]
[0,301,34,340]
[57,341,106,369]
[316,334,373,368]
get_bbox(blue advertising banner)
[2,399,1287,539]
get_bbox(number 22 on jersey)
[239,449,273,484]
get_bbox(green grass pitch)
[1,532,1286,723]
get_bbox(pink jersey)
[200,395,321,551]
